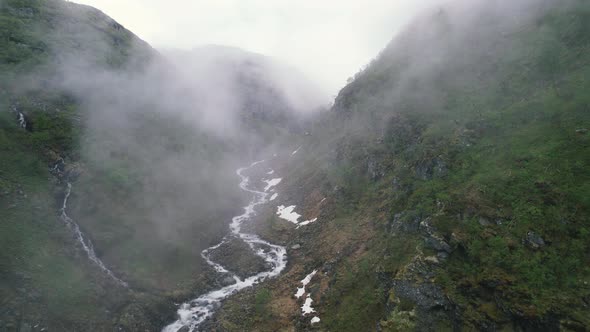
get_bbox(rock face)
[414,157,448,180]
[388,211,422,235]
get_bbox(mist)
[8,0,330,291]
[2,0,585,330]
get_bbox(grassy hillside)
[215,1,590,331]
[0,1,160,330]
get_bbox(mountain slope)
[0,0,323,331]
[211,1,590,331]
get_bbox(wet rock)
[524,231,545,250]
[219,275,236,287]
[177,326,190,332]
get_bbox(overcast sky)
[72,0,443,95]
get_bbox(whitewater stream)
[60,183,127,287]
[163,160,287,332]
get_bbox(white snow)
[264,178,282,191]
[320,197,326,203]
[267,170,275,175]
[301,295,316,315]
[296,218,317,228]
[270,193,278,201]
[276,205,317,228]
[292,146,301,155]
[295,287,305,299]
[311,317,321,324]
[276,205,301,224]
[294,270,317,298]
[301,270,317,286]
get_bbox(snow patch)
[296,218,317,228]
[267,170,274,175]
[292,146,301,155]
[295,287,305,299]
[276,205,317,228]
[276,205,301,224]
[294,270,317,298]
[301,295,315,315]
[301,270,317,286]
[270,193,278,201]
[311,317,321,324]
[263,178,282,191]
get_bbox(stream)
[163,160,287,332]
[60,183,127,287]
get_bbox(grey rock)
[367,158,385,181]
[389,211,421,235]
[524,231,545,249]
[391,280,449,310]
[291,244,301,250]
[221,275,236,286]
[415,157,448,180]
[436,252,449,262]
[424,236,452,253]
[478,217,491,226]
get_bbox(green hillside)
[214,1,590,331]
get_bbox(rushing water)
[18,112,26,129]
[60,183,128,287]
[163,161,287,332]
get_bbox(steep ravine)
[163,160,287,332]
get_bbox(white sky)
[72,0,443,95]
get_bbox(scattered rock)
[524,231,545,250]
[424,256,440,265]
[478,217,491,226]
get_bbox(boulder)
[524,231,545,250]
